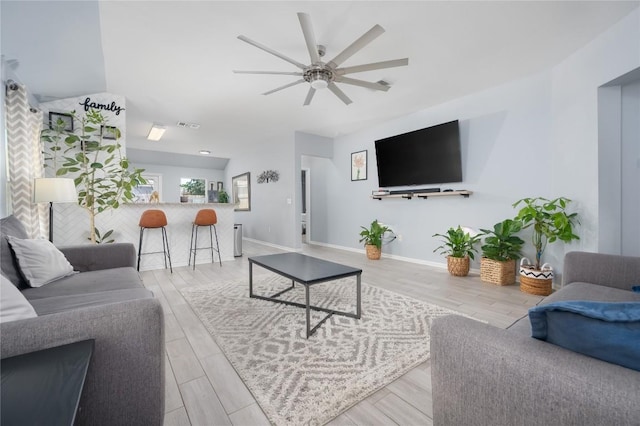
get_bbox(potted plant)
[513,197,580,295]
[479,219,525,285]
[218,189,229,203]
[359,220,390,260]
[433,226,481,276]
[42,109,146,243]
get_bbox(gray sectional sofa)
[431,251,640,426]
[1,215,165,425]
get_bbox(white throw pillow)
[0,274,37,322]
[6,236,77,287]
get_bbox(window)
[132,173,162,203]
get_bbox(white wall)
[293,7,640,274]
[225,135,297,248]
[324,71,553,269]
[550,8,640,266]
[228,8,640,275]
[128,162,225,203]
[302,155,335,245]
[621,79,640,255]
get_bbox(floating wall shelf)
[371,190,473,200]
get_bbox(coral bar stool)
[189,209,221,269]
[137,209,172,273]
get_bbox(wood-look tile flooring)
[141,241,544,426]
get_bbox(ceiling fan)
[234,13,409,106]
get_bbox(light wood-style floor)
[141,240,544,426]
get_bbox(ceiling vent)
[176,121,201,129]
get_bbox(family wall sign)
[79,97,125,116]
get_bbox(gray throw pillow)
[0,274,37,322]
[6,236,77,287]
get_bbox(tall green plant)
[359,220,390,249]
[42,109,146,243]
[513,197,580,269]
[433,226,481,259]
[479,219,525,261]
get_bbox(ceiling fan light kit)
[234,12,408,106]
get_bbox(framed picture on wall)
[351,150,367,181]
[49,112,74,131]
[101,125,118,140]
[217,181,223,191]
[232,172,251,211]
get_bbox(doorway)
[301,168,310,244]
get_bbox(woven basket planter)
[365,244,382,260]
[447,256,470,277]
[480,258,516,286]
[519,258,553,296]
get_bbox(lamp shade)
[33,178,77,203]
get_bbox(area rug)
[181,274,463,425]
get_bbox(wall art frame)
[351,150,367,181]
[232,172,251,211]
[49,112,74,132]
[101,125,118,140]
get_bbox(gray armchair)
[430,251,640,426]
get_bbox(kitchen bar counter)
[53,202,236,271]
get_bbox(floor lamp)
[33,178,77,242]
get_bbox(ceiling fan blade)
[303,87,316,106]
[335,76,390,92]
[298,13,320,64]
[327,24,385,69]
[262,79,306,96]
[337,58,409,75]
[328,82,352,105]
[234,70,303,76]
[238,35,307,69]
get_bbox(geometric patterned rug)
[181,274,464,425]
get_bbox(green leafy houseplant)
[218,189,229,203]
[478,219,525,285]
[433,226,481,277]
[479,219,525,261]
[359,220,390,260]
[513,197,580,270]
[42,109,146,244]
[433,226,481,259]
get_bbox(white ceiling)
[2,1,638,162]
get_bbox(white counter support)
[53,203,236,271]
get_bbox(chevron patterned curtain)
[5,81,47,238]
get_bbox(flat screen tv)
[374,120,462,187]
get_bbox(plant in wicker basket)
[359,220,390,260]
[479,219,525,285]
[513,197,580,295]
[433,226,481,277]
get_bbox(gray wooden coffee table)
[248,253,362,338]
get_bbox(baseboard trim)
[243,237,299,252]
[307,240,481,274]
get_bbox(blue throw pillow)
[632,286,640,293]
[529,301,640,371]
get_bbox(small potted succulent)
[359,220,390,260]
[479,219,525,285]
[433,226,481,276]
[513,197,580,295]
